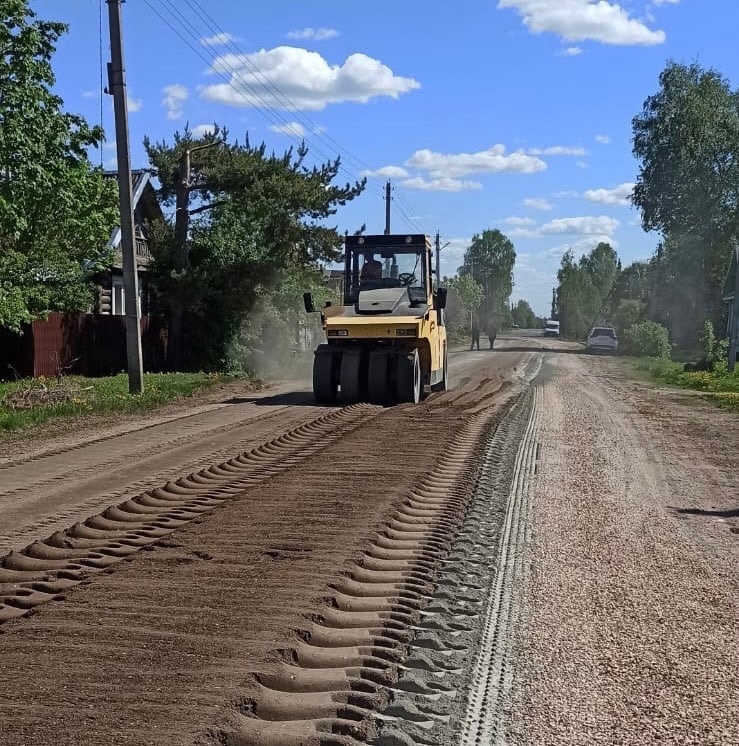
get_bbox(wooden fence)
[0,313,167,380]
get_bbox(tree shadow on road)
[224,391,318,407]
[671,507,739,518]
[494,345,586,355]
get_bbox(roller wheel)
[313,350,337,404]
[367,352,389,404]
[396,348,421,404]
[339,350,361,404]
[432,347,448,392]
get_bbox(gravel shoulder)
[506,352,738,746]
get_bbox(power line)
[141,0,427,234]
[145,0,352,176]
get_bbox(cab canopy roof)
[345,234,431,252]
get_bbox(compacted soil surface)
[0,347,531,745]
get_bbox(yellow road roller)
[303,233,449,405]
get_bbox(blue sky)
[31,0,738,315]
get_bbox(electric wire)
[141,0,425,233]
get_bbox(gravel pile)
[506,359,738,746]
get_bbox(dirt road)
[1,337,735,745]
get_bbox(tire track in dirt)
[204,387,523,746]
[0,404,378,624]
[0,403,300,497]
[0,352,538,746]
[0,405,333,556]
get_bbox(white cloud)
[504,216,537,227]
[200,32,236,47]
[201,47,419,111]
[553,190,578,198]
[401,176,483,192]
[82,89,97,99]
[583,182,635,206]
[313,124,327,134]
[498,0,666,46]
[528,145,587,156]
[269,121,306,137]
[405,145,545,179]
[103,139,116,151]
[652,0,679,5]
[539,215,619,235]
[523,197,553,210]
[576,160,589,168]
[162,84,188,120]
[559,46,583,55]
[547,235,619,258]
[191,123,217,138]
[508,227,540,238]
[595,134,611,144]
[127,94,142,112]
[361,165,411,179]
[286,27,339,41]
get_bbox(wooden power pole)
[106,0,143,393]
[384,180,392,235]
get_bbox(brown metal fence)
[0,313,168,380]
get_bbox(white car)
[543,319,560,337]
[586,326,618,354]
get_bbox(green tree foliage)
[632,61,739,347]
[556,242,618,339]
[225,265,335,377]
[612,299,646,337]
[458,229,516,322]
[623,320,671,358]
[144,125,365,370]
[0,0,117,330]
[446,273,483,333]
[511,299,538,328]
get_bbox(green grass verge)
[0,372,254,433]
[633,357,739,411]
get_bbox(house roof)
[104,169,161,249]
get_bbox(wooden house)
[96,169,163,315]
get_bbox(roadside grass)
[0,372,255,433]
[634,357,739,411]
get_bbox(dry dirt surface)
[0,382,336,556]
[506,352,738,746]
[0,344,536,746]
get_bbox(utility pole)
[435,231,441,289]
[169,140,222,371]
[729,241,739,372]
[106,0,143,394]
[384,180,392,235]
[170,147,192,372]
[434,231,450,289]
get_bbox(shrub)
[624,320,671,358]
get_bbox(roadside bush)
[623,320,671,358]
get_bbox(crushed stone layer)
[364,388,537,746]
[506,353,738,746]
[0,355,525,746]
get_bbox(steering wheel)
[398,272,416,286]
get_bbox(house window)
[111,275,144,316]
[112,276,125,316]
